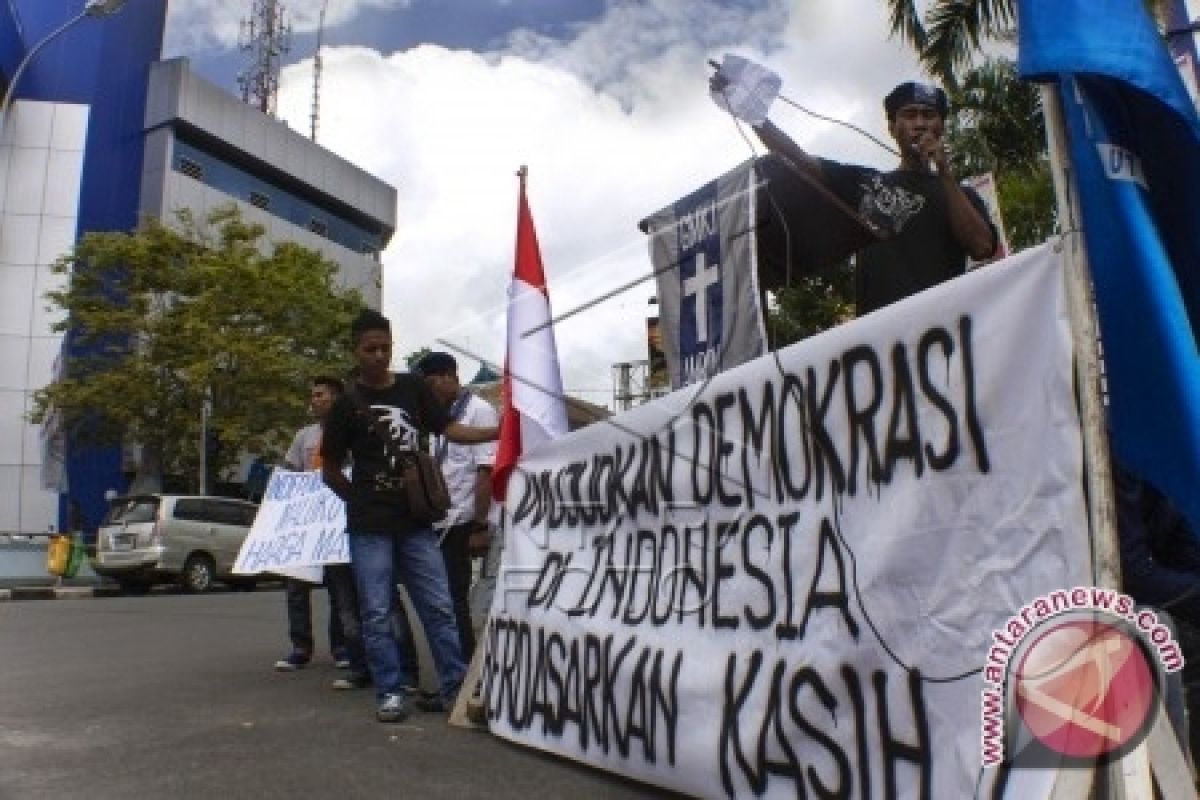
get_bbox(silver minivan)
[93,495,259,594]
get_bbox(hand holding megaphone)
[911,131,949,174]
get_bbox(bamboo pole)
[1040,83,1119,592]
[1040,81,1183,800]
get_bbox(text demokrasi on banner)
[482,245,1090,799]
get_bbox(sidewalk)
[0,537,106,600]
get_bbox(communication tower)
[612,360,651,411]
[237,0,292,117]
[309,0,328,140]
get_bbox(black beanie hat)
[884,81,949,119]
[414,351,457,377]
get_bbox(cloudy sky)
[163,0,931,408]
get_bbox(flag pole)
[453,162,552,730]
[1041,83,1153,800]
[1040,84,1119,592]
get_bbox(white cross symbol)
[682,252,720,344]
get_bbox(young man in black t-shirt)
[753,81,998,314]
[321,310,498,723]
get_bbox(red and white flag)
[493,168,569,502]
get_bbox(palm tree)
[882,0,1014,86]
[944,59,1054,249]
[946,59,1043,175]
[884,0,1167,86]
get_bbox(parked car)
[93,494,259,594]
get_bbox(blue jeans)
[324,562,420,682]
[349,527,466,701]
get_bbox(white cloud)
[272,0,931,407]
[164,0,410,54]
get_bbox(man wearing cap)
[752,80,997,315]
[414,351,498,664]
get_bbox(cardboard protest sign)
[481,244,1091,798]
[233,470,348,583]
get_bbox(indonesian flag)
[492,168,569,502]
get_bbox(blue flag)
[1019,0,1200,537]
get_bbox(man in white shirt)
[274,376,354,673]
[415,352,498,662]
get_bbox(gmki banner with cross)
[644,158,767,390]
[480,244,1092,798]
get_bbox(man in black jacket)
[717,77,998,314]
[321,310,498,723]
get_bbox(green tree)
[885,0,1016,88]
[32,205,365,492]
[764,260,856,349]
[944,58,1055,250]
[405,346,432,371]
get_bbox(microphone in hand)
[911,132,945,172]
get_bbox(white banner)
[233,470,348,583]
[481,244,1090,798]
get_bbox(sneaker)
[332,648,351,670]
[377,692,412,724]
[415,691,458,713]
[273,650,311,671]
[331,672,371,690]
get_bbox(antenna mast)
[310,0,328,140]
[237,0,292,117]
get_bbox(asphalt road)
[0,589,673,800]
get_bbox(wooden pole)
[1040,84,1119,593]
[1040,81,1196,800]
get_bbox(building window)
[308,218,328,237]
[248,191,271,210]
[178,157,204,181]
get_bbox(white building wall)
[0,100,88,535]
[156,171,382,303]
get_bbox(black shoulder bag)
[346,379,451,526]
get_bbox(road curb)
[10,586,57,601]
[0,582,279,601]
[1,585,100,601]
[53,587,97,600]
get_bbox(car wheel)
[180,554,216,593]
[117,580,151,596]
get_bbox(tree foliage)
[404,347,432,371]
[883,0,1165,87]
[900,0,1016,88]
[944,58,1055,250]
[32,205,365,491]
[764,260,856,349]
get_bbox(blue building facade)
[1,1,167,537]
[0,1,395,540]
